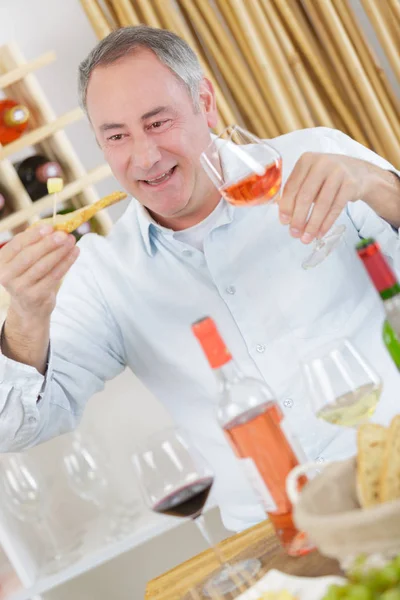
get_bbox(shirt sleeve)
[0,235,126,452]
[318,127,400,272]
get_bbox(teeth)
[145,167,174,185]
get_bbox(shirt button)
[283,398,293,408]
[256,344,266,353]
[316,456,325,464]
[182,249,193,257]
[28,416,37,425]
[226,285,236,295]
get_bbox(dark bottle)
[57,206,92,241]
[17,155,63,201]
[0,191,6,219]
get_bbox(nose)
[132,135,161,172]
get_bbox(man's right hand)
[0,224,79,373]
[0,224,79,321]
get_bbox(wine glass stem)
[193,514,225,567]
[41,519,62,560]
[194,515,249,594]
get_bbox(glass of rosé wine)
[200,125,346,269]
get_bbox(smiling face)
[86,48,220,230]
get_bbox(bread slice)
[379,415,400,503]
[31,191,127,234]
[356,423,387,508]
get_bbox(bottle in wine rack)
[16,154,63,201]
[0,191,7,219]
[0,190,11,248]
[357,238,400,370]
[192,316,313,557]
[56,206,92,241]
[0,99,30,145]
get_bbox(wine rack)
[0,42,115,237]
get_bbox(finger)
[288,166,328,237]
[316,181,353,238]
[49,245,80,281]
[9,241,77,294]
[0,231,75,284]
[0,224,54,264]
[38,246,80,286]
[300,173,344,244]
[278,153,313,224]
[15,246,80,305]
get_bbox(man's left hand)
[278,152,375,244]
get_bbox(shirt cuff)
[0,321,53,404]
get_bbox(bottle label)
[240,458,277,513]
[280,418,308,465]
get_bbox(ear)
[199,77,218,129]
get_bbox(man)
[0,26,399,533]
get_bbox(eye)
[107,133,126,142]
[148,120,169,130]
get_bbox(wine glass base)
[301,224,346,270]
[202,558,261,597]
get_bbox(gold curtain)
[79,0,400,166]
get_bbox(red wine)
[152,477,214,519]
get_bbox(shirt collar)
[136,200,165,256]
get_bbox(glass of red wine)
[200,124,346,269]
[132,428,261,597]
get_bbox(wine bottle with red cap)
[0,99,30,144]
[17,154,63,201]
[356,238,400,370]
[192,316,313,557]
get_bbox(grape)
[344,584,373,600]
[378,564,400,588]
[322,555,400,600]
[323,584,348,600]
[379,589,400,600]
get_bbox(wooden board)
[145,520,342,600]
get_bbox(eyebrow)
[140,105,170,121]
[99,106,171,133]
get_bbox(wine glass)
[0,454,73,574]
[132,427,261,597]
[62,434,136,542]
[301,339,382,428]
[200,125,346,269]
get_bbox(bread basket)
[286,458,400,571]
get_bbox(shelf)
[0,163,114,232]
[0,51,55,89]
[6,506,220,600]
[0,107,84,160]
[0,42,113,236]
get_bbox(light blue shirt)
[1,127,400,532]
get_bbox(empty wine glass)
[62,434,137,542]
[0,454,72,574]
[301,339,382,428]
[200,125,346,269]
[133,427,261,597]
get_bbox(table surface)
[145,520,342,599]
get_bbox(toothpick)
[46,177,64,226]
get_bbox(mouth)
[141,166,177,187]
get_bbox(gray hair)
[78,25,204,114]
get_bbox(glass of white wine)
[301,339,382,428]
